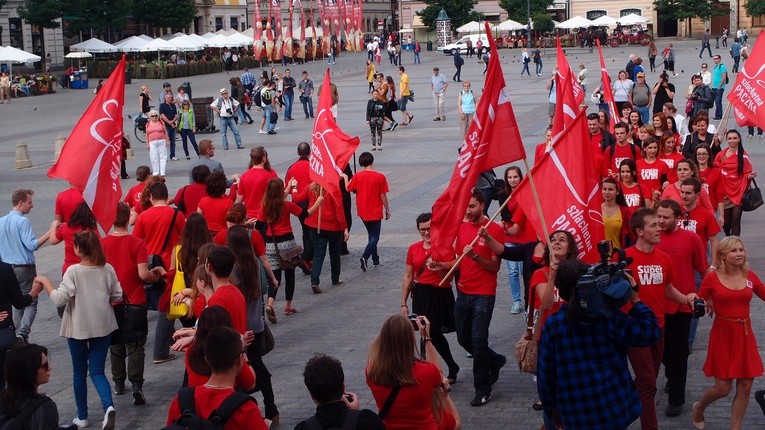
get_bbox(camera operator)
[651,72,675,115]
[537,259,660,430]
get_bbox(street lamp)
[527,0,532,48]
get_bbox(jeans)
[535,60,543,75]
[504,243,523,303]
[11,265,37,339]
[149,139,167,176]
[298,203,314,263]
[361,220,381,264]
[713,88,724,118]
[220,116,243,149]
[634,105,650,125]
[152,311,175,360]
[302,97,314,118]
[480,188,493,216]
[414,52,420,64]
[699,43,712,58]
[237,106,253,124]
[0,327,17,386]
[110,336,146,387]
[310,229,342,286]
[179,129,199,157]
[264,105,275,132]
[453,66,462,81]
[433,91,446,118]
[67,335,114,420]
[663,312,692,406]
[165,125,176,158]
[283,93,294,119]
[628,328,665,430]
[453,292,501,396]
[521,63,530,76]
[732,55,740,73]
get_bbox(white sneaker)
[259,129,267,134]
[72,418,90,428]
[102,406,115,430]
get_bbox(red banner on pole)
[47,56,126,232]
[728,36,765,127]
[596,39,619,133]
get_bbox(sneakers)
[489,354,507,385]
[268,130,277,135]
[434,117,441,121]
[113,382,125,395]
[152,354,176,364]
[376,145,382,151]
[284,306,298,315]
[102,406,116,430]
[665,404,682,417]
[390,122,398,131]
[132,390,146,406]
[470,394,491,407]
[72,418,90,428]
[359,257,368,272]
[170,156,179,161]
[372,146,377,151]
[511,301,523,314]
[259,129,267,134]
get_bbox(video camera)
[574,241,634,320]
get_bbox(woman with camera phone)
[692,236,765,430]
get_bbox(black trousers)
[663,312,692,406]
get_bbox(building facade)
[0,1,65,67]
[398,0,508,45]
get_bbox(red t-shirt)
[678,204,721,249]
[174,183,208,218]
[132,205,186,268]
[534,142,548,165]
[55,188,85,223]
[123,183,146,210]
[656,227,707,314]
[621,182,651,215]
[213,227,266,257]
[661,184,715,212]
[605,143,642,174]
[101,234,149,305]
[166,386,268,430]
[714,148,754,206]
[367,361,441,430]
[590,133,605,155]
[256,201,303,236]
[55,224,98,274]
[347,170,389,221]
[659,153,684,183]
[304,189,347,232]
[183,352,256,390]
[529,267,563,331]
[406,241,452,287]
[699,167,724,208]
[636,159,670,194]
[237,167,278,218]
[624,247,674,327]
[285,159,311,204]
[508,207,538,243]
[208,285,247,334]
[455,219,504,296]
[198,196,234,234]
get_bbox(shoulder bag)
[377,386,401,421]
[110,295,149,349]
[742,179,763,212]
[259,301,275,356]
[168,245,189,320]
[269,223,303,270]
[515,285,538,374]
[145,208,179,310]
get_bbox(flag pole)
[716,102,733,136]
[317,187,324,233]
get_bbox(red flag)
[728,36,765,127]
[48,56,126,232]
[550,71,580,141]
[556,37,584,106]
[596,39,619,133]
[309,69,360,193]
[254,0,264,40]
[512,109,604,263]
[430,22,526,261]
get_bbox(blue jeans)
[11,265,37,339]
[535,60,543,75]
[361,220,381,264]
[153,311,175,361]
[67,335,113,420]
[264,105,276,132]
[504,243,523,302]
[220,116,243,149]
[165,125,176,158]
[237,106,252,124]
[732,56,740,73]
[302,97,314,118]
[284,94,294,119]
[634,105,650,125]
[310,229,342,286]
[179,128,199,157]
[453,292,501,396]
[713,88,724,118]
[414,52,420,64]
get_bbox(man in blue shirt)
[0,189,53,342]
[240,67,256,97]
[430,67,448,121]
[159,92,179,160]
[729,38,742,73]
[711,54,728,120]
[282,68,297,121]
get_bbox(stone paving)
[1,38,765,429]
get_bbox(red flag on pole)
[556,37,584,106]
[430,22,526,262]
[511,108,604,263]
[550,70,581,141]
[309,69,360,193]
[47,56,126,232]
[727,37,765,127]
[596,39,619,133]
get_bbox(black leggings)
[246,331,278,419]
[268,269,295,301]
[430,330,459,375]
[723,205,743,236]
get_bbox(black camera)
[574,241,634,320]
[408,313,419,331]
[693,298,707,318]
[226,108,233,115]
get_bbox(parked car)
[439,34,491,55]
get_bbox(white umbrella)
[115,36,150,53]
[224,29,240,36]
[228,32,254,46]
[64,51,92,59]
[70,38,119,53]
[186,34,209,46]
[0,46,42,63]
[137,37,178,52]
[138,35,154,41]
[555,16,594,29]
[242,27,255,38]
[618,13,649,25]
[456,21,482,33]
[591,15,618,27]
[495,19,525,31]
[168,35,205,51]
[201,32,217,39]
[205,34,244,48]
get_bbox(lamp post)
[527,0,532,48]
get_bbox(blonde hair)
[367,315,420,387]
[147,109,159,120]
[716,236,749,275]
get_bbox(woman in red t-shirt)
[619,159,652,213]
[658,131,684,184]
[661,158,716,212]
[498,166,527,314]
[300,183,346,293]
[236,147,279,220]
[714,130,756,237]
[197,172,233,235]
[49,202,99,275]
[123,165,151,211]
[530,231,578,338]
[129,174,166,226]
[693,143,724,211]
[636,138,670,196]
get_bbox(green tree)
[134,0,196,34]
[17,0,64,61]
[653,0,727,36]
[499,0,553,24]
[532,13,554,34]
[68,0,132,39]
[745,0,765,17]
[417,0,481,33]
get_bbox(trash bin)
[427,41,433,51]
[125,69,132,85]
[182,81,192,99]
[192,96,216,132]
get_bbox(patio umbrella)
[115,36,150,53]
[65,51,92,69]
[205,34,244,49]
[591,15,618,27]
[70,38,119,53]
[618,13,649,25]
[137,38,177,52]
[168,35,205,52]
[228,32,254,46]
[456,21,482,33]
[0,46,42,76]
[495,19,525,31]
[555,16,594,29]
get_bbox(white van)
[440,34,491,55]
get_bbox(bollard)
[54,135,66,161]
[14,143,32,169]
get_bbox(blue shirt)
[240,71,256,86]
[431,73,447,94]
[712,63,728,89]
[0,210,39,264]
[731,42,741,57]
[537,302,660,430]
[159,101,177,122]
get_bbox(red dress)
[698,271,765,379]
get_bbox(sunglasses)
[418,228,431,234]
[150,115,158,118]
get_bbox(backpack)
[162,387,255,430]
[252,85,263,107]
[533,51,541,63]
[261,89,272,105]
[303,409,360,430]
[0,396,51,430]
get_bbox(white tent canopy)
[168,35,205,51]
[242,27,255,38]
[64,51,92,59]
[205,34,244,48]
[495,19,525,31]
[227,32,254,46]
[0,46,42,63]
[555,16,594,29]
[114,36,149,52]
[591,15,618,26]
[618,13,649,25]
[456,21,490,33]
[138,35,154,41]
[70,38,118,53]
[137,38,178,52]
[201,32,217,39]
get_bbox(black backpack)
[252,85,264,107]
[0,396,51,430]
[303,410,360,430]
[162,387,255,430]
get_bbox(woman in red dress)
[692,236,765,430]
[693,143,724,224]
[714,130,757,236]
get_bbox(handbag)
[742,179,764,212]
[168,245,189,320]
[515,287,537,374]
[387,98,399,112]
[685,98,694,116]
[110,298,148,347]
[269,224,304,269]
[270,110,278,124]
[144,208,179,311]
[259,302,275,356]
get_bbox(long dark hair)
[262,178,286,224]
[542,230,579,266]
[725,129,746,175]
[0,343,48,415]
[227,225,261,301]
[187,306,233,377]
[179,213,212,274]
[68,202,97,230]
[504,166,523,196]
[603,177,628,207]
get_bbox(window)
[620,9,641,17]
[753,15,765,27]
[215,17,223,31]
[230,17,239,30]
[587,10,607,20]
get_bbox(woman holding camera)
[652,73,675,115]
[692,236,765,430]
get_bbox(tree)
[532,13,554,34]
[17,0,64,62]
[653,0,727,36]
[499,0,553,24]
[134,0,196,34]
[745,0,765,18]
[68,0,132,40]
[417,0,481,33]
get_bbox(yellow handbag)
[168,245,189,320]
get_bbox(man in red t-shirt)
[166,326,268,430]
[54,185,85,223]
[206,246,248,335]
[625,208,697,430]
[173,165,210,218]
[431,192,506,407]
[346,152,390,271]
[285,142,313,272]
[655,200,710,417]
[678,178,721,265]
[587,112,614,154]
[605,122,643,177]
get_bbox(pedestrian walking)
[457,80,478,138]
[533,48,543,76]
[177,100,199,159]
[663,44,677,76]
[366,90,386,150]
[730,38,742,73]
[431,67,448,121]
[577,63,588,99]
[648,40,658,72]
[397,66,414,125]
[453,50,464,82]
[414,40,421,64]
[700,29,713,58]
[144,110,170,176]
[346,152,390,270]
[521,48,531,76]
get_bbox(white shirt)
[700,70,712,86]
[211,96,238,117]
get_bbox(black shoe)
[665,404,682,417]
[113,382,125,395]
[447,365,459,384]
[470,394,491,407]
[133,390,146,406]
[532,400,543,411]
[489,354,507,385]
[755,390,765,416]
[268,130,277,135]
[359,257,367,272]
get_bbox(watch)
[471,253,479,261]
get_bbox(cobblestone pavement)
[1,38,765,429]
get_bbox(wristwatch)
[471,253,479,261]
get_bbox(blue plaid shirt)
[240,70,256,86]
[537,302,660,430]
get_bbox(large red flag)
[551,71,581,141]
[512,109,604,263]
[309,69,360,193]
[556,38,584,106]
[48,56,126,232]
[596,39,619,133]
[728,36,765,127]
[430,22,526,261]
